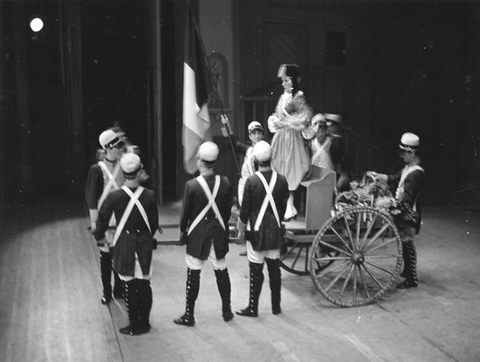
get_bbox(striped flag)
[182,8,214,174]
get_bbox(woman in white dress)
[268,64,313,220]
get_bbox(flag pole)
[211,90,241,175]
[185,3,240,175]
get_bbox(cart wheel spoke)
[363,261,396,275]
[314,259,348,278]
[328,222,354,254]
[340,264,356,296]
[318,239,351,256]
[352,267,358,303]
[359,214,378,250]
[342,215,355,251]
[363,223,390,250]
[358,264,371,300]
[364,237,397,254]
[361,263,385,289]
[325,262,351,292]
[280,239,311,276]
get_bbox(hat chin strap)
[399,143,418,152]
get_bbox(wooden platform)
[1,196,480,362]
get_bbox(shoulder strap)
[121,186,151,233]
[187,176,226,235]
[253,171,280,231]
[97,161,122,209]
[112,186,147,246]
[396,165,425,211]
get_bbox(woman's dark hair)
[291,76,301,96]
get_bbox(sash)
[98,161,122,210]
[396,165,424,211]
[250,171,280,231]
[187,175,226,236]
[312,137,334,170]
[112,186,151,246]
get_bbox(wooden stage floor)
[0,196,479,362]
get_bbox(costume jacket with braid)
[388,166,425,233]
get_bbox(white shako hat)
[399,132,420,152]
[120,153,142,176]
[248,121,264,133]
[253,140,272,164]
[99,129,123,150]
[197,141,219,163]
[311,113,327,127]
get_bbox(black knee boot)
[120,279,144,335]
[174,268,200,326]
[109,247,124,299]
[397,242,418,289]
[99,251,112,304]
[266,258,282,315]
[236,262,264,317]
[137,279,153,333]
[113,271,124,299]
[400,244,408,278]
[214,268,233,322]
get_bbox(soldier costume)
[310,114,349,191]
[369,132,425,289]
[94,153,158,335]
[220,116,265,206]
[85,129,125,304]
[174,141,234,327]
[237,141,289,317]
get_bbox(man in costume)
[94,153,158,335]
[236,141,289,317]
[368,132,425,289]
[85,129,126,304]
[310,113,349,192]
[174,141,234,326]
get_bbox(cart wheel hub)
[351,252,364,265]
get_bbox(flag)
[182,8,214,174]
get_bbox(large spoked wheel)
[309,207,403,307]
[281,231,339,276]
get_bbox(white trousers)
[246,241,280,264]
[186,244,227,271]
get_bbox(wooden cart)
[281,166,403,307]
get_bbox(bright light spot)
[30,18,44,32]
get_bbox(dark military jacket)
[94,186,158,276]
[180,173,233,260]
[240,170,289,251]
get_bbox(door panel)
[265,22,309,95]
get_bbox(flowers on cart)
[333,173,418,227]
[335,174,392,211]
